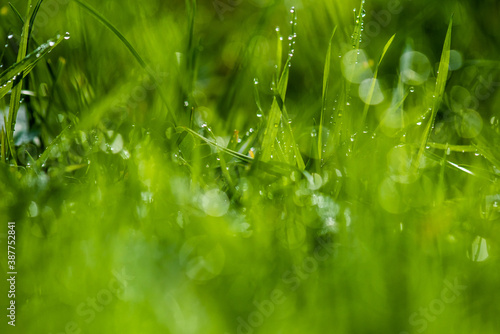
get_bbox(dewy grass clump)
[1,0,500,333]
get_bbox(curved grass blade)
[28,0,46,43]
[72,0,177,125]
[72,0,146,68]
[7,3,24,23]
[177,126,253,164]
[177,126,298,177]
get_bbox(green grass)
[1,0,500,333]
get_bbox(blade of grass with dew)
[0,34,66,101]
[261,8,304,170]
[185,0,198,126]
[360,34,396,128]
[72,0,177,125]
[473,134,500,168]
[258,9,294,165]
[4,0,48,154]
[276,25,283,83]
[415,18,452,169]
[9,1,59,84]
[36,125,71,168]
[332,0,365,149]
[253,78,263,116]
[259,59,289,163]
[178,126,253,164]
[6,0,32,164]
[178,126,298,177]
[201,124,236,189]
[277,94,305,170]
[351,0,365,50]
[427,142,478,152]
[318,26,337,164]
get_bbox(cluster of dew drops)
[351,1,367,47]
[1,32,71,93]
[253,6,297,122]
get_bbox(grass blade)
[415,17,452,168]
[7,0,33,163]
[73,0,177,125]
[0,126,5,163]
[177,126,253,163]
[331,0,365,151]
[176,126,298,177]
[259,60,289,163]
[36,125,71,168]
[259,9,304,170]
[28,0,46,43]
[318,26,337,163]
[0,34,66,101]
[7,3,24,23]
[359,34,396,128]
[72,0,146,68]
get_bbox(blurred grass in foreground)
[1,0,500,333]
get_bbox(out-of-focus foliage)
[1,0,500,333]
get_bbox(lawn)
[1,0,500,333]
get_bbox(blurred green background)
[1,0,500,333]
